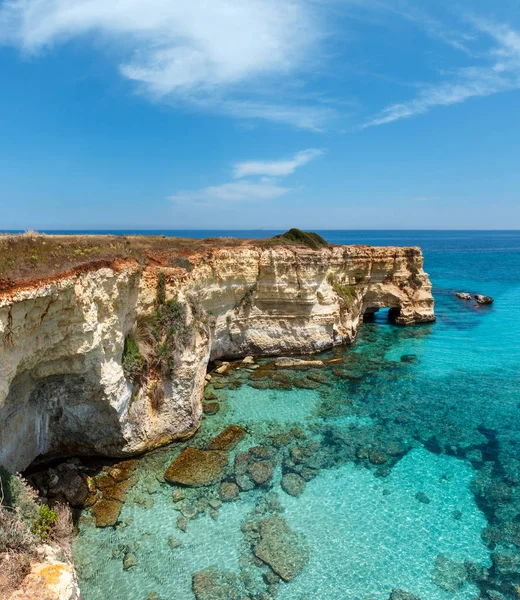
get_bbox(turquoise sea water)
[72,231,520,600]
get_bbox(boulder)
[91,499,122,527]
[207,425,246,451]
[389,591,420,600]
[165,448,228,487]
[431,555,467,592]
[281,473,306,497]
[456,292,471,300]
[192,568,242,600]
[274,357,324,369]
[218,482,240,502]
[46,463,89,507]
[254,515,309,581]
[248,461,273,486]
[214,362,231,375]
[203,402,220,415]
[242,356,255,365]
[475,294,494,305]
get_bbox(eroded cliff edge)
[0,242,434,472]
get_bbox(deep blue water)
[70,231,520,600]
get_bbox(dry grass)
[0,550,32,598]
[0,231,336,291]
[50,503,74,555]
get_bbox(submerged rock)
[281,473,306,497]
[123,551,138,571]
[389,591,421,600]
[274,357,324,369]
[415,492,430,504]
[248,461,274,486]
[218,482,240,502]
[91,499,122,527]
[192,568,243,600]
[165,448,228,487]
[203,402,220,415]
[432,555,467,592]
[475,294,494,305]
[207,425,246,451]
[254,514,309,581]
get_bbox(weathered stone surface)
[281,473,306,497]
[0,244,434,473]
[207,425,246,451]
[192,568,242,600]
[431,555,467,592]
[203,402,220,415]
[255,515,309,581]
[248,461,273,486]
[165,448,228,487]
[475,294,494,305]
[123,551,138,571]
[456,292,471,300]
[274,357,324,369]
[218,482,240,502]
[91,499,122,527]
[242,356,255,365]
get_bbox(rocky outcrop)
[0,243,434,472]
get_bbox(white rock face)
[0,245,434,472]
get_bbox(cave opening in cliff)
[363,306,401,323]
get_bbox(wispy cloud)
[170,181,291,206]
[363,19,520,128]
[233,149,324,178]
[171,148,323,206]
[0,0,333,130]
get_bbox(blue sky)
[0,0,519,230]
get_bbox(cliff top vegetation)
[0,229,330,291]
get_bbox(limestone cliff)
[0,243,434,472]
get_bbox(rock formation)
[0,241,434,472]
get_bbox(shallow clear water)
[73,231,520,600]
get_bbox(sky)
[0,0,519,230]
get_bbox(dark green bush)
[272,228,328,250]
[32,504,58,540]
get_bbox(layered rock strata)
[0,243,434,472]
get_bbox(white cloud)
[170,181,290,206]
[171,147,324,206]
[233,149,324,178]
[363,19,520,128]
[0,0,330,129]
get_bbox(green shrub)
[122,332,145,383]
[354,272,365,284]
[272,228,328,250]
[32,504,58,540]
[0,468,38,553]
[332,282,357,308]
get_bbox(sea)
[59,230,520,600]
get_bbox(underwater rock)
[218,482,240,502]
[172,488,185,502]
[432,555,467,592]
[293,377,322,390]
[109,459,139,482]
[207,425,247,451]
[236,473,255,491]
[491,551,520,575]
[249,445,276,460]
[415,492,430,504]
[192,568,243,600]
[177,515,188,532]
[165,448,229,487]
[123,551,138,570]
[168,536,182,549]
[144,593,161,600]
[254,514,309,581]
[91,499,122,527]
[389,591,421,600]
[281,473,306,497]
[274,357,324,369]
[203,402,220,415]
[475,294,494,305]
[205,391,217,400]
[369,450,389,465]
[248,461,274,486]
